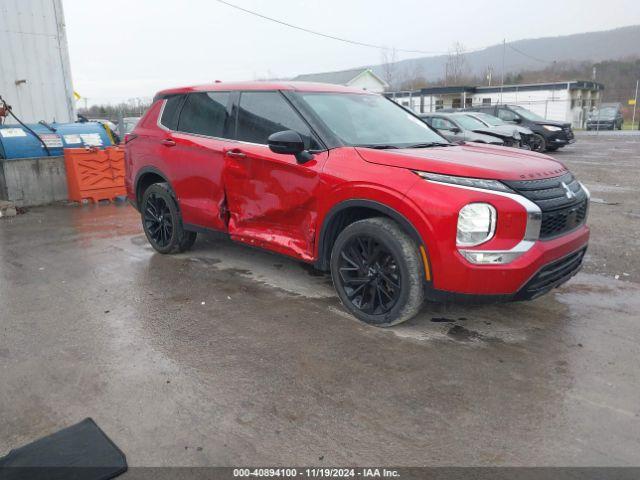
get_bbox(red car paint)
[125,82,589,298]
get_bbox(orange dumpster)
[64,146,126,203]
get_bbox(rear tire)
[141,183,197,254]
[330,217,424,327]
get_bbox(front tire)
[531,134,546,152]
[330,217,425,327]
[141,183,197,254]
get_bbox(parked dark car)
[586,103,624,130]
[420,113,504,145]
[466,104,575,152]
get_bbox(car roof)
[155,81,374,98]
[423,112,456,118]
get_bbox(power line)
[216,0,559,67]
[213,0,446,55]
[506,44,554,64]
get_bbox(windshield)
[454,115,488,130]
[590,107,617,119]
[510,105,545,121]
[473,113,505,126]
[296,92,447,147]
[123,118,140,134]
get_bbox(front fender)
[315,182,439,279]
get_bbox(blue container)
[0,122,114,160]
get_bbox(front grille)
[503,172,588,239]
[517,248,586,299]
[540,200,588,238]
[563,127,574,139]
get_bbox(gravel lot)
[1,133,639,468]
[555,132,640,282]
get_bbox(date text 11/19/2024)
[233,468,401,478]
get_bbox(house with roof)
[292,68,389,93]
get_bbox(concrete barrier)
[0,156,68,207]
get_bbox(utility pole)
[500,39,505,104]
[633,79,639,130]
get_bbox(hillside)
[295,25,640,89]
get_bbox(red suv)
[125,82,590,327]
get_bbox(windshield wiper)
[354,144,400,149]
[405,142,454,148]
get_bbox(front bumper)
[407,174,589,302]
[545,129,575,147]
[425,225,590,302]
[513,246,586,300]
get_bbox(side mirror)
[268,130,314,164]
[450,126,462,133]
[513,117,522,124]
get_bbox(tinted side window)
[432,118,454,130]
[236,92,317,148]
[160,95,185,130]
[498,108,518,122]
[178,92,230,137]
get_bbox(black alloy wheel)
[337,235,401,315]
[144,192,173,249]
[330,217,424,327]
[141,182,197,254]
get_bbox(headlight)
[457,203,496,247]
[542,125,562,132]
[415,171,513,193]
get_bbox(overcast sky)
[63,0,640,105]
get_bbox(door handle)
[161,138,176,147]
[225,150,247,159]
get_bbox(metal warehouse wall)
[0,0,75,124]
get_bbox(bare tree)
[78,97,152,120]
[445,42,469,85]
[380,47,398,90]
[403,61,428,90]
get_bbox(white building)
[293,68,389,93]
[0,0,75,124]
[389,81,604,128]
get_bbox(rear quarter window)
[177,92,231,137]
[159,95,185,130]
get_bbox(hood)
[468,131,504,144]
[515,125,534,135]
[471,125,519,139]
[532,119,571,128]
[355,144,567,181]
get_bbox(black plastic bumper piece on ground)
[0,418,127,480]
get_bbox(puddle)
[447,324,482,341]
[431,317,456,323]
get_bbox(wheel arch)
[134,166,174,210]
[315,199,427,272]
